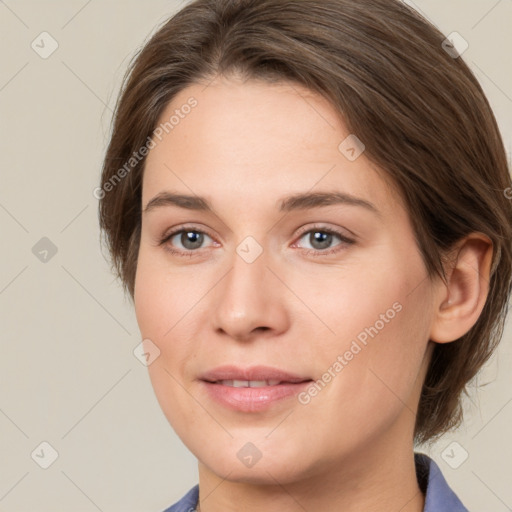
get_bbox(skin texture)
[134,76,492,512]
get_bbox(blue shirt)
[162,453,468,512]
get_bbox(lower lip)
[201,381,312,412]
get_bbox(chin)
[202,457,307,485]
[193,434,317,485]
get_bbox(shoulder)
[160,484,199,512]
[415,452,470,512]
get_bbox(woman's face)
[134,76,438,484]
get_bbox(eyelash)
[158,224,355,258]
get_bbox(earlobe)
[429,233,493,343]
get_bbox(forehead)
[142,76,402,217]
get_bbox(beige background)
[0,1,511,511]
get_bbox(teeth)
[219,379,282,387]
[247,380,266,387]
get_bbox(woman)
[98,0,512,510]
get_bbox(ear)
[429,233,493,343]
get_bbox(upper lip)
[200,365,312,383]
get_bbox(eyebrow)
[143,191,380,216]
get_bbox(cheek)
[134,258,199,442]
[297,248,432,421]
[134,252,188,398]
[359,252,434,391]
[134,247,198,342]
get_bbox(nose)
[211,247,290,342]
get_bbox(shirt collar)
[415,452,469,512]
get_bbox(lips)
[200,365,311,385]
[199,365,313,412]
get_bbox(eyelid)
[293,223,356,241]
[159,223,217,242]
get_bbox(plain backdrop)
[1,1,511,511]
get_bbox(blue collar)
[415,452,469,511]
[163,453,468,511]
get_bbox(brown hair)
[98,0,512,444]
